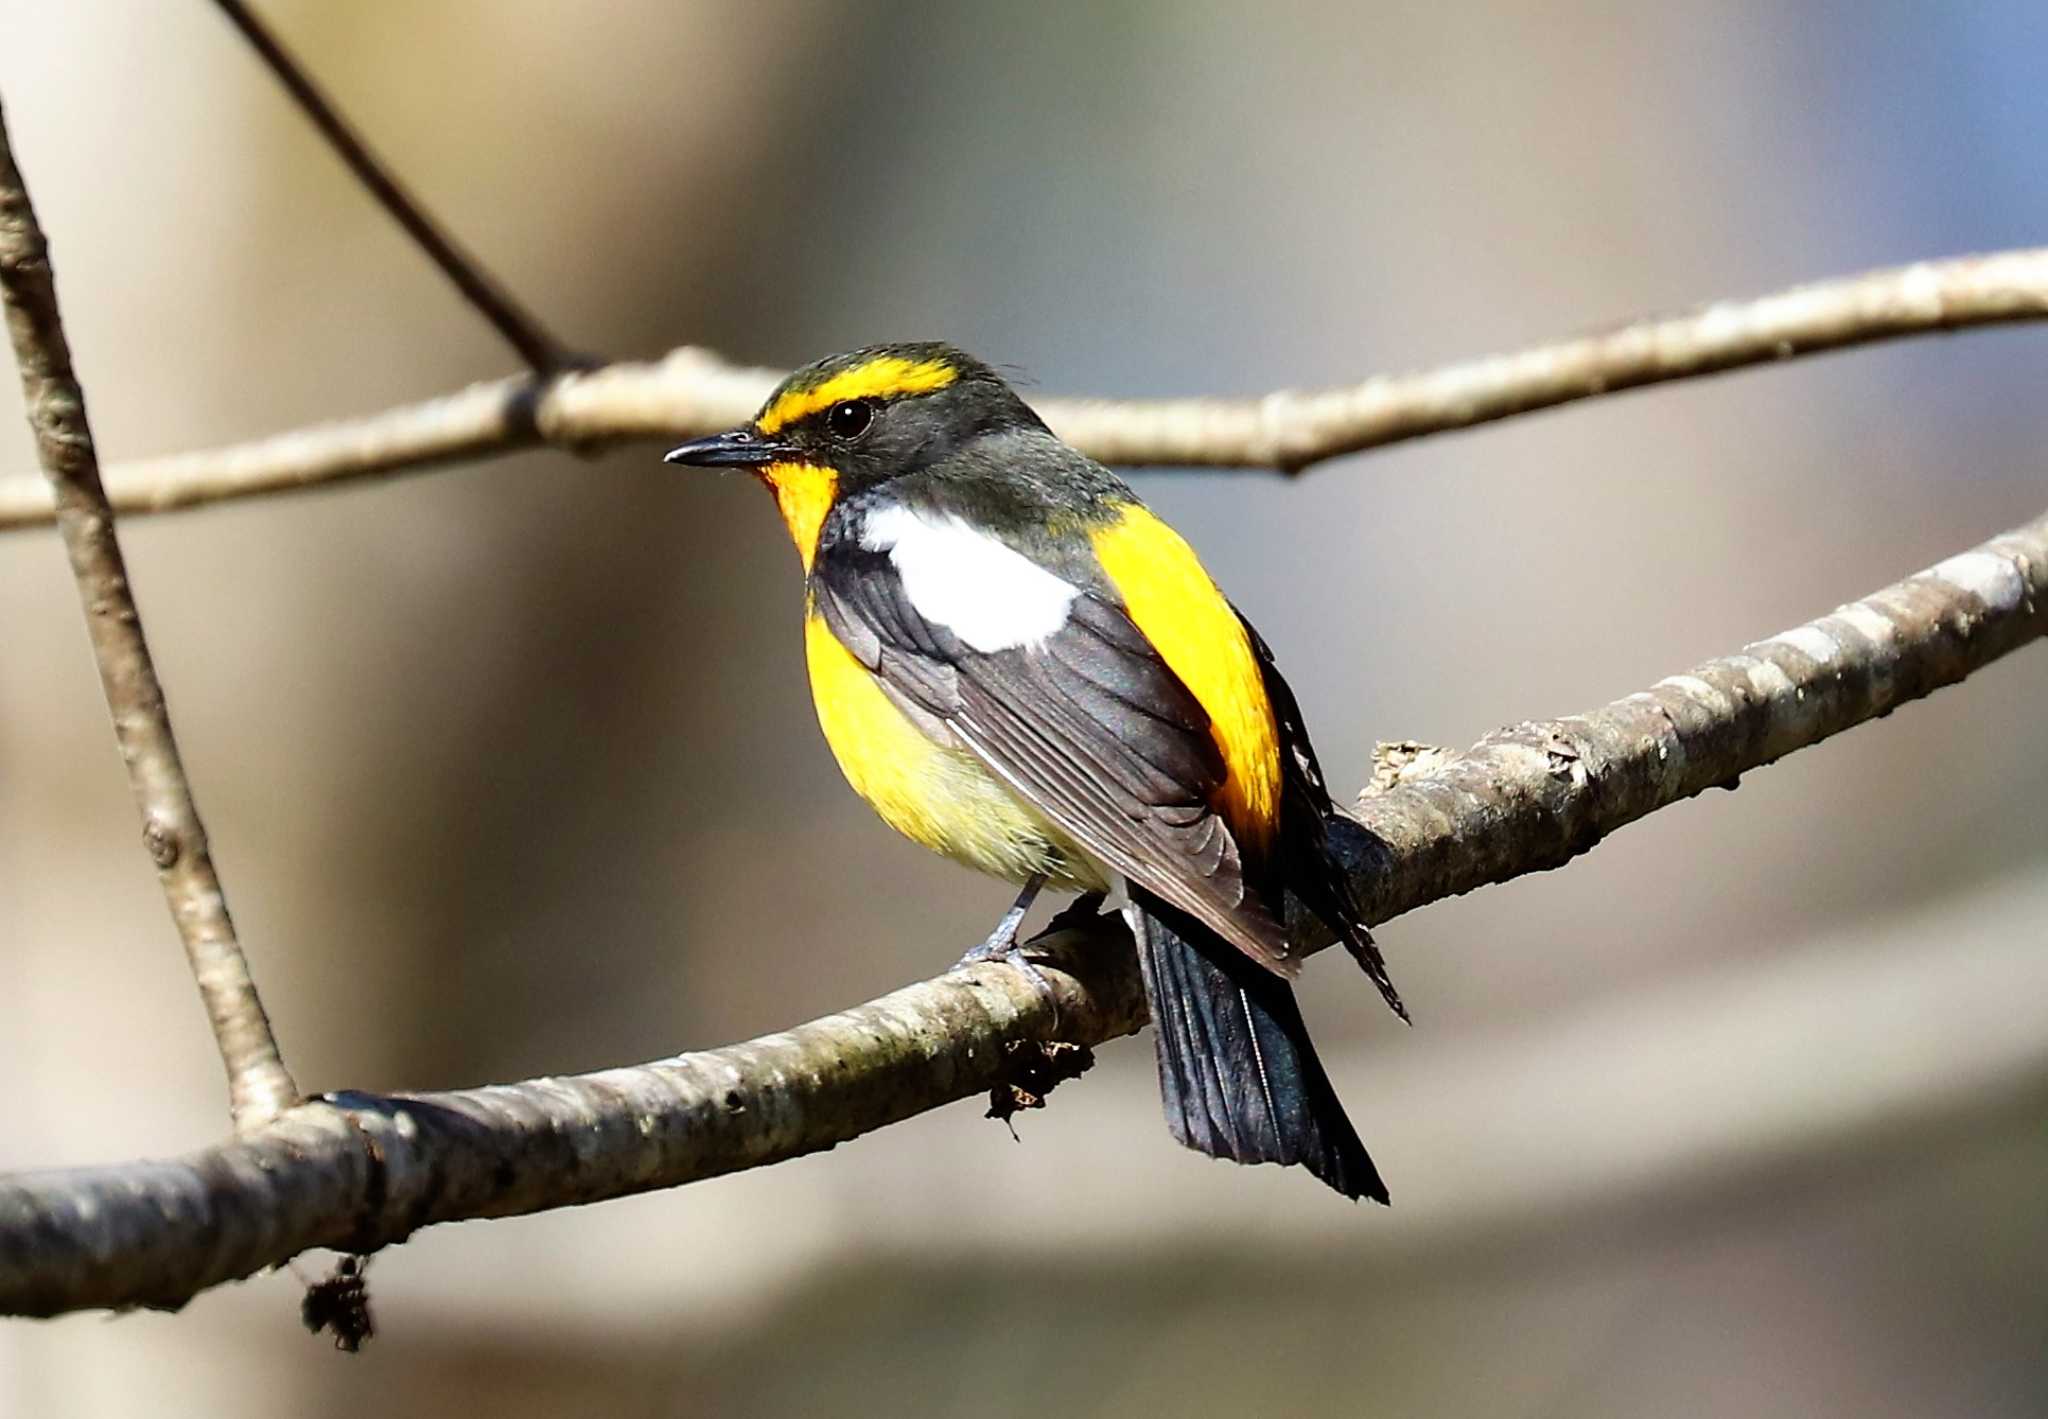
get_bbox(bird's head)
[665,343,1045,570]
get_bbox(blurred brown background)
[3,3,2045,1415]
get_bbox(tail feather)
[1297,812,1408,1022]
[1128,895,1388,1204]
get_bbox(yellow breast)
[803,611,1109,892]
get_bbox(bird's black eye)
[826,399,875,440]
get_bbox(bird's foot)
[953,877,1062,1022]
[953,936,1062,1023]
[956,902,1031,968]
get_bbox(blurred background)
[2,2,2045,1414]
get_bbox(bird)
[665,343,1406,1202]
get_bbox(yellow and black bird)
[666,343,1406,1201]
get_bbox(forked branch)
[4,502,2041,1317]
[0,103,297,1129]
[1,247,2044,530]
[212,0,576,374]
[5,18,2046,1326]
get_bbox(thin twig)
[2,247,2044,531]
[5,501,2041,1317]
[1049,246,2048,470]
[0,100,297,1130]
[211,0,576,375]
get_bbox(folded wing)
[812,528,1297,976]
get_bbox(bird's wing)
[1239,608,1407,1018]
[811,515,1297,976]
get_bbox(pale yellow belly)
[804,613,1109,892]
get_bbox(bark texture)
[4,506,2041,1318]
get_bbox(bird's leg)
[952,874,1061,1018]
[956,873,1047,966]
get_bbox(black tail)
[1128,893,1388,1204]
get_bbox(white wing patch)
[860,503,1080,652]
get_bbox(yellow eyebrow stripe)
[756,356,958,434]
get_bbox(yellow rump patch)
[1089,502,1282,852]
[760,461,838,572]
[756,356,958,435]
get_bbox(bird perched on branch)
[666,344,1406,1201]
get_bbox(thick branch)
[3,248,2046,530]
[4,503,2041,1318]
[212,0,575,374]
[1346,527,2048,919]
[0,102,297,1129]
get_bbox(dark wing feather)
[813,546,1297,974]
[1237,610,1407,1017]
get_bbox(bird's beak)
[663,428,787,469]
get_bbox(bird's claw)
[952,935,1062,1025]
